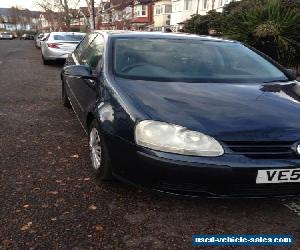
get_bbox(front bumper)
[137,151,300,197]
[105,135,300,198]
[0,36,13,39]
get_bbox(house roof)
[79,7,100,17]
[0,8,10,16]
[0,8,42,18]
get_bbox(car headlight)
[135,120,224,157]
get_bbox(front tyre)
[89,120,113,181]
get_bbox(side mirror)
[286,68,297,79]
[63,65,97,80]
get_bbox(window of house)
[141,5,147,16]
[155,5,161,15]
[155,4,172,15]
[184,0,192,10]
[135,5,147,17]
[172,2,181,12]
[164,5,172,13]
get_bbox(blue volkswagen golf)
[61,31,300,197]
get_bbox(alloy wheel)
[89,128,102,170]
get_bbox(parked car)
[0,32,13,40]
[41,32,85,65]
[61,31,300,197]
[38,33,49,48]
[20,33,35,40]
[35,33,45,48]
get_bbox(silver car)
[0,32,13,40]
[41,32,85,64]
[35,33,45,48]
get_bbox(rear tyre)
[62,81,71,108]
[89,120,113,181]
[42,55,50,65]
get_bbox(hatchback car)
[61,31,300,197]
[41,32,85,64]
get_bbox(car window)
[74,33,97,62]
[113,38,288,83]
[80,35,104,70]
[53,34,85,41]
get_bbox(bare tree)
[35,0,58,31]
[84,0,113,30]
[8,7,21,26]
[36,0,80,31]
[84,0,93,30]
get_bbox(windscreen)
[113,38,288,83]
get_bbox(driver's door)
[72,34,105,125]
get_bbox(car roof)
[50,32,86,35]
[93,30,236,43]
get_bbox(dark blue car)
[61,31,300,197]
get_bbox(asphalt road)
[0,40,299,249]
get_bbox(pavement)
[0,40,299,249]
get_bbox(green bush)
[184,0,300,69]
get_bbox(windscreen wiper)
[262,79,290,83]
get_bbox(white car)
[0,32,13,40]
[35,33,45,48]
[41,32,85,65]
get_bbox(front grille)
[224,141,297,159]
[155,182,300,197]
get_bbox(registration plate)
[256,168,300,184]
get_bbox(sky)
[0,0,89,11]
[0,0,40,10]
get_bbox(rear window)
[53,34,85,41]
